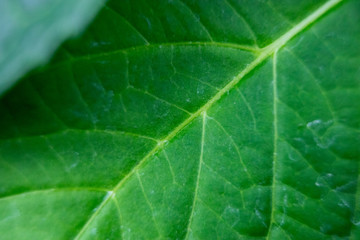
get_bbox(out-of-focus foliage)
[0,0,104,95]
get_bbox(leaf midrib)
[67,0,343,238]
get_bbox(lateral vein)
[184,111,206,239]
[267,49,279,239]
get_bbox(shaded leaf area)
[0,0,105,95]
[0,0,360,239]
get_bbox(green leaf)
[0,0,105,96]
[1,0,360,239]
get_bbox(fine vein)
[0,187,108,201]
[267,50,279,239]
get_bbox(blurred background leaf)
[0,0,105,96]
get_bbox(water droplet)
[315,176,326,187]
[338,198,350,209]
[307,119,333,134]
[351,218,360,226]
[288,151,298,162]
[70,162,78,169]
[306,119,322,128]
[255,209,267,227]
[224,206,239,214]
[314,136,333,149]
[284,194,289,207]
[279,216,285,226]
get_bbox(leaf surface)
[0,0,105,95]
[0,0,360,239]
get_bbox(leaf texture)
[0,0,360,239]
